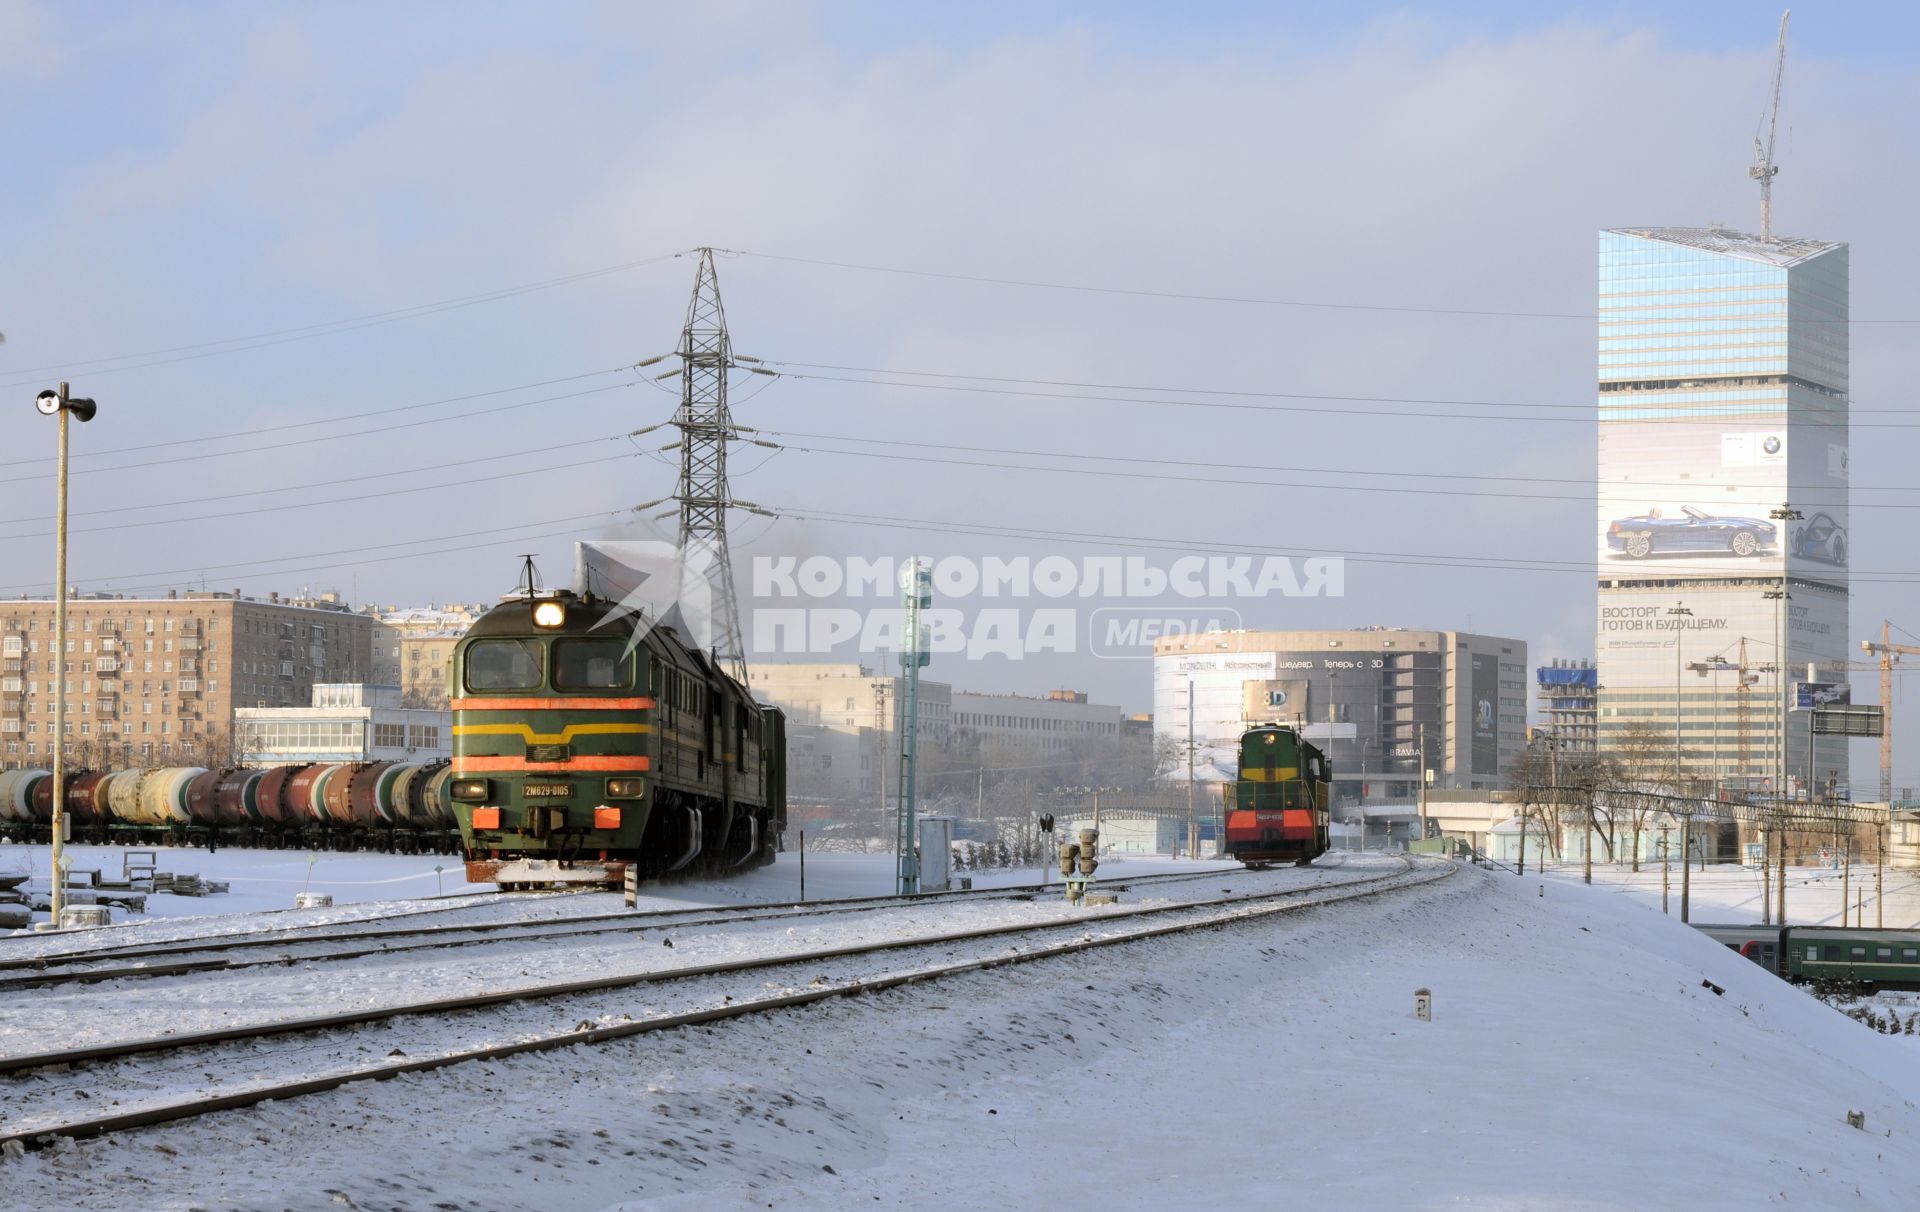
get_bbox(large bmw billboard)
[1597,421,1847,584]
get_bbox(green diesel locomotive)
[450,586,785,888]
[1224,725,1332,867]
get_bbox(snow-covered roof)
[1607,226,1842,268]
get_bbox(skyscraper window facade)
[1595,227,1849,798]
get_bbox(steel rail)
[0,864,1268,992]
[0,858,1417,1079]
[0,887,530,964]
[0,863,1255,978]
[0,858,1451,1151]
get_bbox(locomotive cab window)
[465,639,544,691]
[553,639,634,690]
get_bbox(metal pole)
[1776,816,1788,925]
[1186,680,1196,860]
[798,830,805,902]
[1417,721,1427,842]
[50,391,70,925]
[1877,816,1886,929]
[894,557,929,895]
[1841,824,1850,927]
[1037,813,1046,885]
[1672,606,1686,789]
[1761,820,1771,925]
[1662,822,1670,913]
[1680,810,1692,922]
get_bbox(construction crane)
[1749,10,1790,240]
[1836,621,1920,803]
[1692,638,1769,794]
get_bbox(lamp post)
[35,384,98,928]
[1687,654,1734,799]
[1768,502,1802,924]
[1685,651,1734,924]
[1667,604,1692,792]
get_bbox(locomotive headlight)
[532,600,567,628]
[606,778,645,799]
[450,778,491,801]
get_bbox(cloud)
[4,9,1918,787]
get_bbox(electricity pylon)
[671,248,754,684]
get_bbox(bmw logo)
[1763,435,1782,455]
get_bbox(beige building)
[748,662,952,748]
[0,590,370,770]
[365,605,482,707]
[748,664,952,809]
[951,689,1125,756]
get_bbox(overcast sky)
[4,1,1918,781]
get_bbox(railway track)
[0,885,537,963]
[0,854,1451,1152]
[0,861,1271,990]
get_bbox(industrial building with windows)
[1151,628,1528,806]
[235,684,451,765]
[1536,660,1599,752]
[951,689,1125,756]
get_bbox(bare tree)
[1606,722,1676,872]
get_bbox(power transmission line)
[0,432,631,527]
[763,428,1920,506]
[0,381,636,483]
[0,253,687,386]
[0,511,621,598]
[768,357,1920,417]
[0,366,632,470]
[0,452,637,545]
[732,248,1920,323]
[768,367,1907,428]
[765,504,1920,585]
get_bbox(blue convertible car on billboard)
[1605,505,1777,559]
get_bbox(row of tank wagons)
[0,762,458,832]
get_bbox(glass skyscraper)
[1594,226,1849,797]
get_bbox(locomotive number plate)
[524,783,572,798]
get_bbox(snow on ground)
[5,854,1920,1210]
[0,840,1240,936]
[1535,856,1920,927]
[0,860,1337,1057]
[0,839,489,920]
